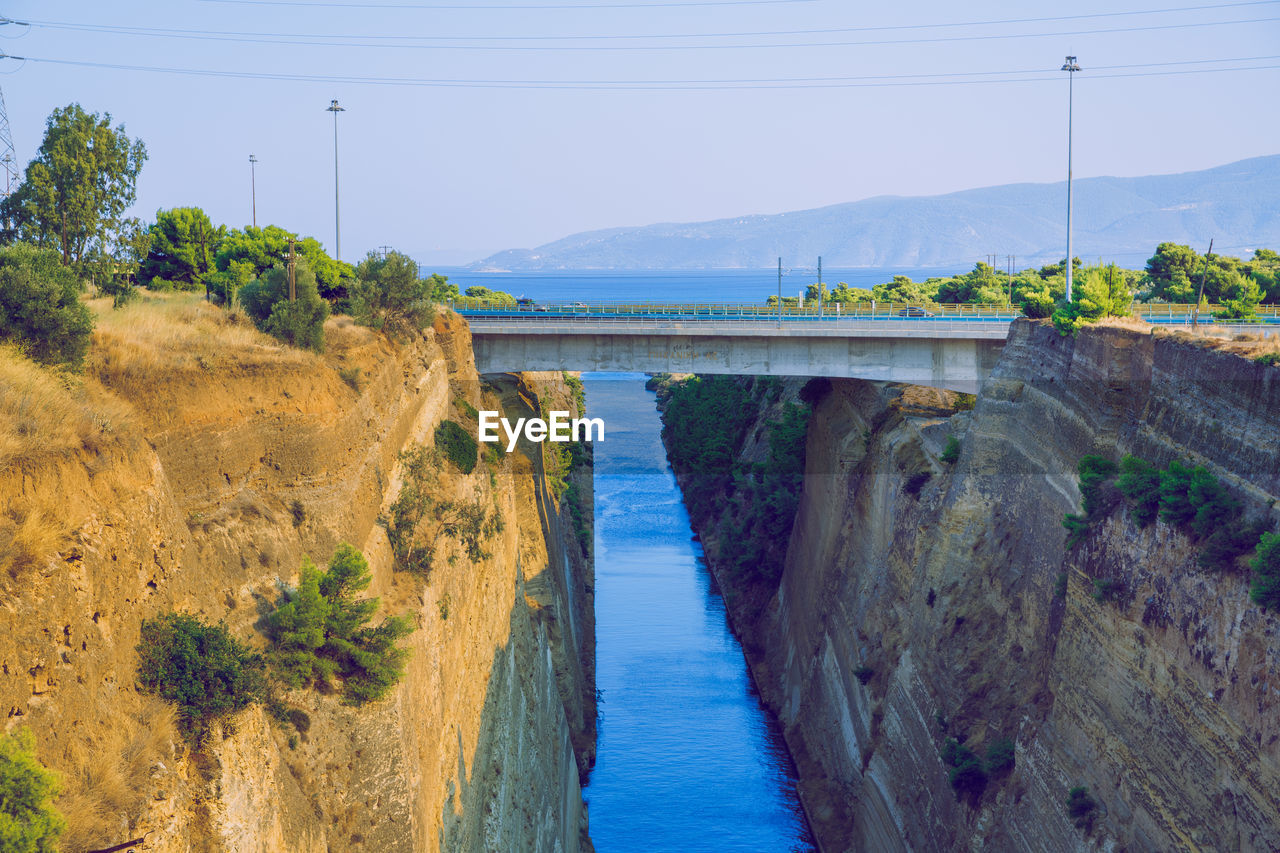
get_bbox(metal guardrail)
[452,298,1280,322]
[463,316,1015,338]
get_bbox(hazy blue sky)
[3,0,1277,264]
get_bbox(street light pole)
[1061,55,1081,302]
[326,99,346,261]
[249,154,258,229]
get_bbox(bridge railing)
[450,298,1279,322]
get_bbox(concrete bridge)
[466,316,1010,393]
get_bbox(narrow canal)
[581,373,815,852]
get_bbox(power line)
[194,0,819,8]
[21,2,1280,43]
[22,14,1280,51]
[4,51,1277,89]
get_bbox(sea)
[429,266,973,305]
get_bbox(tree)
[350,250,434,340]
[872,275,937,304]
[215,225,352,303]
[0,244,94,368]
[1051,264,1130,335]
[92,216,152,307]
[1214,269,1263,319]
[0,728,64,853]
[427,273,459,301]
[136,612,265,735]
[1250,533,1280,612]
[1,103,146,267]
[267,545,414,704]
[462,285,516,306]
[238,260,330,351]
[140,207,225,291]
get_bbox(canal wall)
[0,307,595,852]
[661,320,1280,851]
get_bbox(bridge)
[464,310,1010,392]
[459,302,1279,393]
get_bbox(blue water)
[582,373,815,852]
[433,266,970,304]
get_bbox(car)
[897,306,934,317]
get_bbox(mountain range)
[472,154,1280,270]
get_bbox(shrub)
[267,545,414,704]
[0,728,64,852]
[382,445,502,577]
[1066,786,1099,830]
[1115,455,1161,526]
[904,471,932,496]
[940,435,961,464]
[136,612,265,735]
[1250,533,1280,611]
[984,738,1015,775]
[350,251,434,341]
[1077,455,1118,518]
[435,419,477,474]
[1092,578,1124,604]
[0,244,93,369]
[1256,353,1280,367]
[941,737,987,798]
[238,260,329,351]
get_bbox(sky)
[2,0,1277,265]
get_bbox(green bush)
[1250,533,1280,611]
[140,206,224,291]
[940,435,961,464]
[350,250,434,341]
[0,244,93,369]
[1256,353,1280,367]
[0,728,64,853]
[136,612,265,735]
[1066,786,1099,830]
[941,737,987,798]
[382,445,503,577]
[1063,455,1118,547]
[238,261,329,352]
[435,419,478,474]
[1115,455,1161,526]
[267,545,414,704]
[984,738,1015,775]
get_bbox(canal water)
[581,373,815,852]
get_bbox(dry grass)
[1095,315,1154,332]
[0,344,134,468]
[0,501,63,581]
[56,697,178,853]
[89,292,319,397]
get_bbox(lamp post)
[1061,55,1081,302]
[326,99,346,261]
[248,154,258,229]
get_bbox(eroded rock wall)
[668,321,1280,851]
[0,311,594,852]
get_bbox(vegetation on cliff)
[136,612,267,738]
[659,375,810,597]
[1066,453,1276,607]
[267,544,414,704]
[382,444,503,577]
[0,727,64,853]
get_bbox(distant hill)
[472,155,1280,270]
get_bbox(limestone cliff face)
[666,321,1280,851]
[0,307,595,852]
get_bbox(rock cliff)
[0,301,595,852]
[661,320,1280,851]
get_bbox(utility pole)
[1006,254,1014,305]
[286,236,298,302]
[817,256,823,319]
[1191,238,1213,331]
[249,155,258,229]
[326,99,346,261]
[777,257,782,328]
[1062,55,1081,302]
[0,84,18,234]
